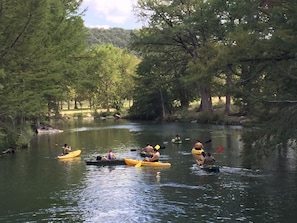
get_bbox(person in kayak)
[173,134,181,142]
[144,144,154,153]
[144,144,161,162]
[99,150,116,160]
[140,144,154,158]
[62,144,71,154]
[203,152,216,167]
[193,141,205,165]
[194,141,204,150]
[107,150,116,160]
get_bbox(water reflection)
[70,123,143,133]
[1,121,297,222]
[78,165,170,223]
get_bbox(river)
[0,119,296,223]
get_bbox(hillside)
[85,27,133,49]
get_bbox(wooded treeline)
[86,27,132,49]
[1,0,297,158]
[129,0,297,160]
[0,0,138,149]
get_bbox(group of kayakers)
[62,134,216,168]
[139,135,217,167]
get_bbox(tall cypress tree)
[0,0,86,148]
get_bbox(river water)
[0,119,297,223]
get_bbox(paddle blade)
[135,161,142,167]
[215,146,224,154]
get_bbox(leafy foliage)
[130,0,297,157]
[85,27,133,48]
[0,0,86,149]
[82,44,139,113]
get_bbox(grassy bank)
[56,98,248,125]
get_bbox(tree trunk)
[241,65,251,115]
[199,85,213,112]
[89,99,92,109]
[225,73,232,114]
[106,83,110,113]
[74,98,78,109]
[159,88,166,119]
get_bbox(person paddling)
[203,152,216,167]
[144,145,161,162]
[193,141,205,166]
[99,150,117,161]
[140,144,154,158]
[107,150,116,160]
[194,141,204,150]
[173,134,181,142]
[62,144,71,155]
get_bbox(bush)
[197,112,226,124]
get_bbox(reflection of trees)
[240,128,290,169]
[241,130,263,169]
[243,133,297,171]
[209,126,243,167]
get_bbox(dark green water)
[0,119,296,223]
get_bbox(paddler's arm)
[145,154,158,162]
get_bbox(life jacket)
[191,148,204,155]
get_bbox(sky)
[80,0,143,30]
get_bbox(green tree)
[86,27,133,48]
[129,55,174,120]
[0,0,86,148]
[220,0,297,163]
[86,44,138,113]
[131,0,228,117]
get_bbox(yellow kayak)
[124,158,171,167]
[57,149,81,159]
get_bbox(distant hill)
[85,27,133,49]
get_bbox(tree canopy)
[129,0,297,158]
[0,0,87,148]
[0,0,140,149]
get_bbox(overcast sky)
[80,0,143,29]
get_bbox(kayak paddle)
[215,146,224,154]
[135,161,142,167]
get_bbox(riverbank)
[55,99,250,126]
[56,108,250,126]
[164,111,250,126]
